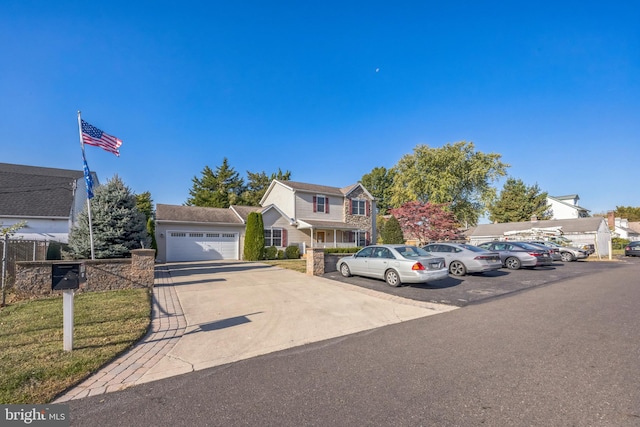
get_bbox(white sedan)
[336,244,448,287]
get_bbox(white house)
[547,195,590,219]
[0,163,97,243]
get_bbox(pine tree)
[67,176,150,259]
[186,158,245,208]
[136,191,157,250]
[381,215,404,244]
[487,178,550,223]
[243,212,265,261]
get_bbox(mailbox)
[52,263,86,291]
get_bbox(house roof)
[297,219,361,230]
[471,217,606,237]
[156,204,246,224]
[548,195,590,213]
[229,205,262,222]
[277,180,346,196]
[0,163,85,217]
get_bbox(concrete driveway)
[137,261,456,384]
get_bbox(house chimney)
[607,211,615,228]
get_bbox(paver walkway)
[54,266,186,402]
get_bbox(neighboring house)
[547,194,590,219]
[468,217,611,257]
[607,212,640,241]
[154,180,377,262]
[0,163,98,243]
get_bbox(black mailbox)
[52,263,86,291]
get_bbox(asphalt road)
[68,259,640,426]
[324,258,626,306]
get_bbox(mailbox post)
[52,263,86,351]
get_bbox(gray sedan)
[477,241,553,270]
[336,244,448,287]
[422,243,502,276]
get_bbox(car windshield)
[395,245,430,259]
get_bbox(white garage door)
[167,231,239,262]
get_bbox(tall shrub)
[381,215,405,244]
[244,212,265,261]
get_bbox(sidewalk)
[54,266,186,402]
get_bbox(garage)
[166,231,239,262]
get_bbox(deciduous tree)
[390,141,508,226]
[360,166,396,214]
[390,201,459,245]
[614,206,640,222]
[487,178,550,223]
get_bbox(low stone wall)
[324,254,349,273]
[14,249,156,299]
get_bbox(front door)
[316,231,325,245]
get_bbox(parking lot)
[324,257,632,307]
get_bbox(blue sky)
[2,1,638,219]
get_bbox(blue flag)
[82,156,94,199]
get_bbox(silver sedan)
[336,244,448,287]
[477,241,553,270]
[422,243,502,276]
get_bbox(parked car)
[336,244,448,287]
[526,240,588,262]
[421,243,502,276]
[517,241,561,261]
[624,241,640,257]
[476,241,553,270]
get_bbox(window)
[170,232,186,237]
[206,233,219,238]
[264,228,283,247]
[190,233,203,238]
[351,199,366,215]
[313,195,329,214]
[347,230,367,246]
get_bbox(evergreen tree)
[136,191,157,250]
[186,158,245,208]
[381,215,404,244]
[241,169,291,206]
[67,176,150,259]
[487,178,550,223]
[243,212,265,261]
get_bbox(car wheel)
[339,263,351,277]
[449,261,467,276]
[385,269,401,287]
[505,257,521,270]
[560,252,575,262]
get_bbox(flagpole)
[77,111,95,260]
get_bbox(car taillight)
[529,252,542,257]
[412,262,426,271]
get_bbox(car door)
[349,247,374,275]
[367,247,394,278]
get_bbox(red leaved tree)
[389,201,460,245]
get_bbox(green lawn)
[0,288,150,404]
[262,259,307,273]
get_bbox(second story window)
[313,195,329,214]
[351,199,366,215]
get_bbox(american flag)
[81,119,122,156]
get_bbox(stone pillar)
[306,247,325,276]
[130,249,156,287]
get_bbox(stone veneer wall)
[306,247,325,276]
[344,186,373,231]
[14,249,156,299]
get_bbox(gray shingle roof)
[156,204,246,224]
[281,181,350,196]
[471,217,605,237]
[0,163,84,217]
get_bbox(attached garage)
[155,204,259,263]
[166,231,239,262]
